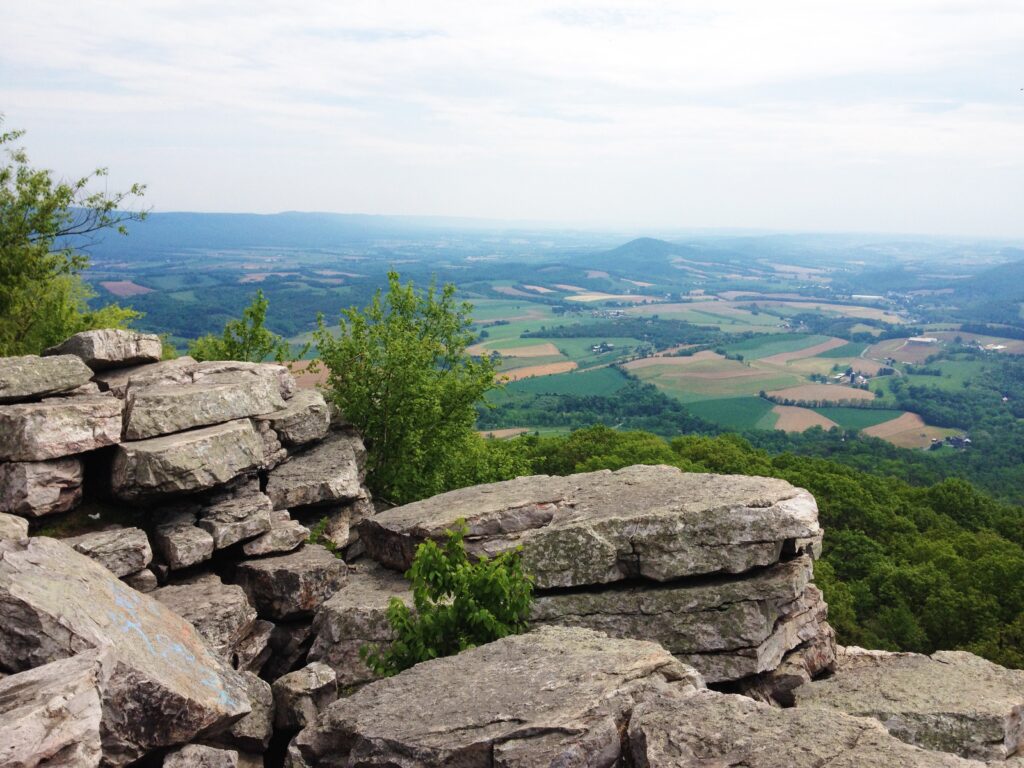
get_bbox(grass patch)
[723,333,829,360]
[686,396,777,431]
[506,366,629,397]
[817,341,869,358]
[812,407,905,430]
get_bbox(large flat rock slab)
[192,360,296,401]
[255,390,330,448]
[362,465,821,589]
[152,575,258,666]
[265,432,365,511]
[0,354,94,403]
[65,526,153,577]
[794,646,1024,760]
[531,555,820,683]
[0,536,250,764]
[629,690,983,768]
[111,419,263,500]
[93,356,199,399]
[45,329,162,370]
[123,376,286,440]
[0,648,109,768]
[289,626,704,767]
[234,544,347,620]
[0,457,83,517]
[0,394,123,461]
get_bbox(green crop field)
[505,366,629,397]
[817,341,869,358]
[686,396,777,431]
[812,407,905,430]
[723,333,830,359]
[631,360,803,402]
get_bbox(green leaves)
[188,289,301,363]
[361,522,534,677]
[315,271,500,504]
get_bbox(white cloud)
[1,1,1022,235]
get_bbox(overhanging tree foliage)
[315,271,500,504]
[0,120,147,355]
[189,289,298,362]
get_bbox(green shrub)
[361,522,534,676]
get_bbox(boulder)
[153,510,215,570]
[272,662,337,732]
[206,672,274,754]
[530,555,820,683]
[628,689,982,768]
[360,465,821,589]
[110,419,263,500]
[192,360,296,401]
[242,510,309,557]
[0,354,94,403]
[235,620,274,675]
[0,649,109,768]
[0,511,29,539]
[255,390,330,448]
[122,567,159,593]
[312,495,374,551]
[93,356,199,399]
[196,491,274,549]
[736,622,838,706]
[234,545,347,620]
[265,432,365,511]
[44,329,162,370]
[123,376,286,440]
[0,394,122,462]
[794,646,1024,760]
[289,626,704,767]
[163,744,239,767]
[308,561,412,687]
[0,537,250,764]
[64,526,152,578]
[151,575,258,666]
[0,457,84,517]
[255,418,288,470]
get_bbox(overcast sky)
[2,1,1023,237]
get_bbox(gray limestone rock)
[234,545,347,620]
[0,354,94,403]
[44,329,162,370]
[65,526,153,578]
[289,626,704,768]
[0,536,251,765]
[235,620,274,675]
[255,418,288,470]
[629,689,983,768]
[735,621,838,706]
[242,509,309,557]
[152,575,258,666]
[122,567,159,593]
[265,432,365,511]
[0,457,84,517]
[206,672,274,754]
[163,744,239,767]
[196,491,274,550]
[110,419,263,500]
[0,511,29,540]
[272,662,338,732]
[531,555,820,683]
[794,646,1024,760]
[192,360,296,401]
[93,356,199,399]
[361,465,821,589]
[308,561,413,688]
[316,495,374,551]
[123,376,285,441]
[153,510,215,570]
[0,394,123,462]
[256,390,330,448]
[0,648,110,768]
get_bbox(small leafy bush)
[361,522,534,676]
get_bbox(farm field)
[501,361,578,381]
[767,384,877,403]
[812,407,905,430]
[722,333,834,360]
[503,366,629,397]
[862,413,960,449]
[686,396,778,431]
[772,406,838,432]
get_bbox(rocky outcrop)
[196,489,274,549]
[65,526,153,577]
[242,509,309,557]
[110,419,263,499]
[206,672,275,754]
[794,646,1024,760]
[92,355,199,399]
[0,511,29,539]
[272,662,338,732]
[0,354,94,403]
[0,649,109,768]
[162,744,239,767]
[0,457,83,516]
[265,431,366,511]
[288,626,704,767]
[234,544,347,620]
[256,389,330,448]
[0,394,122,461]
[628,689,984,768]
[0,536,250,764]
[154,510,215,569]
[44,329,162,370]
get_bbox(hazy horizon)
[3,2,1023,238]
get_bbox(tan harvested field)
[493,286,536,298]
[553,284,586,292]
[565,292,659,303]
[624,279,655,287]
[586,270,609,278]
[772,406,839,432]
[239,272,300,283]
[866,338,938,364]
[100,280,153,297]
[767,384,877,403]
[760,301,903,323]
[500,361,578,381]
[932,331,1024,354]
[718,291,810,301]
[467,341,561,358]
[478,428,529,439]
[623,350,723,370]
[315,270,363,277]
[522,284,554,294]
[760,337,847,365]
[863,412,958,449]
